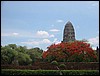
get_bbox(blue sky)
[1,1,99,50]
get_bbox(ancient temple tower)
[63,21,75,42]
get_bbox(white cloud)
[21,38,51,45]
[50,29,60,32]
[42,39,51,44]
[56,19,64,23]
[88,36,99,46]
[37,31,49,37]
[12,33,19,36]
[36,30,54,38]
[50,34,55,37]
[1,32,19,36]
[21,41,39,45]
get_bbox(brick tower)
[63,21,75,42]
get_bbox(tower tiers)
[63,21,75,42]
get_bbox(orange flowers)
[42,41,98,62]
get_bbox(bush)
[1,69,60,75]
[59,64,66,68]
[61,70,99,75]
[1,69,99,75]
[51,61,58,66]
[1,62,99,70]
[43,41,98,62]
[17,52,32,65]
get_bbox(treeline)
[1,41,99,66]
[1,44,43,65]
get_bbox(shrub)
[51,61,58,66]
[42,41,98,62]
[1,62,99,70]
[61,70,99,75]
[1,69,99,75]
[59,64,66,68]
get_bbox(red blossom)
[42,41,98,62]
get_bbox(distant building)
[62,21,75,42]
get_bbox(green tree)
[1,44,43,65]
[8,44,17,49]
[16,46,27,53]
[26,47,43,63]
[1,46,18,64]
[17,52,32,65]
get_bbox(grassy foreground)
[1,69,99,75]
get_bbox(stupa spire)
[63,21,75,42]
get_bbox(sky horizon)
[1,1,99,50]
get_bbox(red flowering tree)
[42,41,98,62]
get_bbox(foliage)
[42,41,98,62]
[51,61,58,66]
[8,44,17,49]
[1,62,99,70]
[1,69,99,75]
[26,47,43,63]
[59,64,66,68]
[1,44,43,65]
[1,46,18,64]
[61,70,99,75]
[16,52,32,65]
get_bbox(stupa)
[62,21,75,42]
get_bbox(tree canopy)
[42,41,98,62]
[1,44,43,65]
